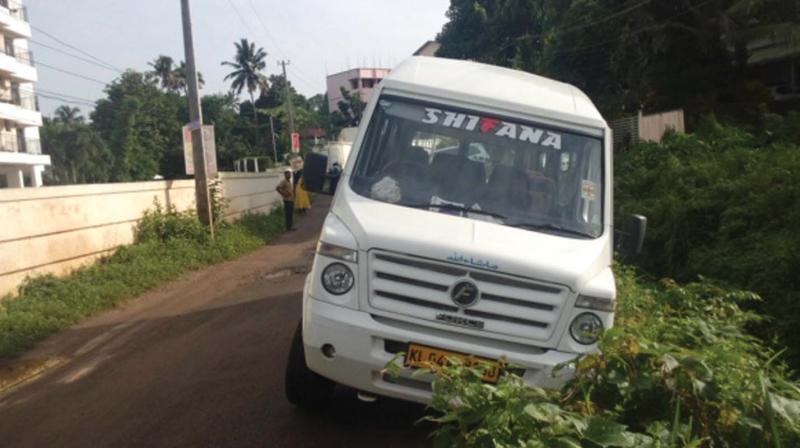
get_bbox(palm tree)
[221,38,267,120]
[53,105,84,129]
[147,55,175,91]
[172,61,205,93]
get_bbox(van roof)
[382,56,605,125]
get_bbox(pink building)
[326,67,390,113]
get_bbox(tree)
[41,114,111,185]
[147,55,204,94]
[91,71,184,180]
[53,105,84,129]
[435,0,799,122]
[335,87,366,127]
[172,61,205,93]
[147,55,179,92]
[221,38,268,120]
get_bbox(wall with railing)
[0,172,282,298]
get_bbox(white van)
[286,56,645,407]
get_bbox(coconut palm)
[53,105,84,129]
[147,55,176,91]
[172,61,205,93]
[221,38,268,120]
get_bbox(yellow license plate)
[404,343,501,383]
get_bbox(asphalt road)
[0,197,432,448]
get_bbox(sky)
[26,0,451,117]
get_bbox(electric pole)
[269,115,278,166]
[278,60,296,137]
[180,0,214,237]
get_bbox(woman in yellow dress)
[292,157,311,213]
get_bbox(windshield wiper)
[507,222,594,238]
[400,202,507,220]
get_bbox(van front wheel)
[284,322,334,410]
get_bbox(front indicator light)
[317,241,358,262]
[321,263,354,295]
[575,295,616,312]
[569,313,603,345]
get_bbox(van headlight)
[322,263,354,295]
[569,313,603,345]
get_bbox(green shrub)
[134,199,209,244]
[417,267,800,447]
[0,205,284,358]
[615,117,800,369]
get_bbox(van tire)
[285,322,334,410]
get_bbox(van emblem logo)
[451,281,480,308]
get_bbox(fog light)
[322,343,336,359]
[569,313,603,345]
[322,263,354,295]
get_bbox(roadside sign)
[183,124,218,176]
[291,132,301,153]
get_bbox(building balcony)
[0,89,41,126]
[0,0,31,38]
[0,46,36,83]
[0,134,39,154]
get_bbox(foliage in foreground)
[422,267,800,447]
[0,205,284,358]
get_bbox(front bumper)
[301,281,579,404]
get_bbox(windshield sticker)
[421,107,562,150]
[581,180,598,201]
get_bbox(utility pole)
[278,60,296,137]
[269,115,278,166]
[180,0,214,237]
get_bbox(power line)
[222,0,319,94]
[36,62,110,85]
[557,0,650,37]
[497,0,653,53]
[245,0,287,59]
[239,0,320,92]
[36,88,97,104]
[552,0,716,55]
[224,0,258,37]
[30,39,124,74]
[37,93,95,107]
[30,25,122,72]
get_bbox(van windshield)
[349,96,604,238]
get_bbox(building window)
[349,79,359,89]
[362,78,376,88]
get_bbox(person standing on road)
[276,168,296,231]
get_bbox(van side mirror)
[303,152,340,195]
[622,214,647,255]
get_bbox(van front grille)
[368,250,569,342]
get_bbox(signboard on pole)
[291,132,301,153]
[183,124,218,176]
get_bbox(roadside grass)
[0,204,285,358]
[417,266,800,447]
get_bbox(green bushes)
[615,116,800,369]
[0,204,284,358]
[135,201,209,244]
[422,267,800,447]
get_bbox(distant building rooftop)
[413,40,441,57]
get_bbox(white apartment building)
[0,0,47,188]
